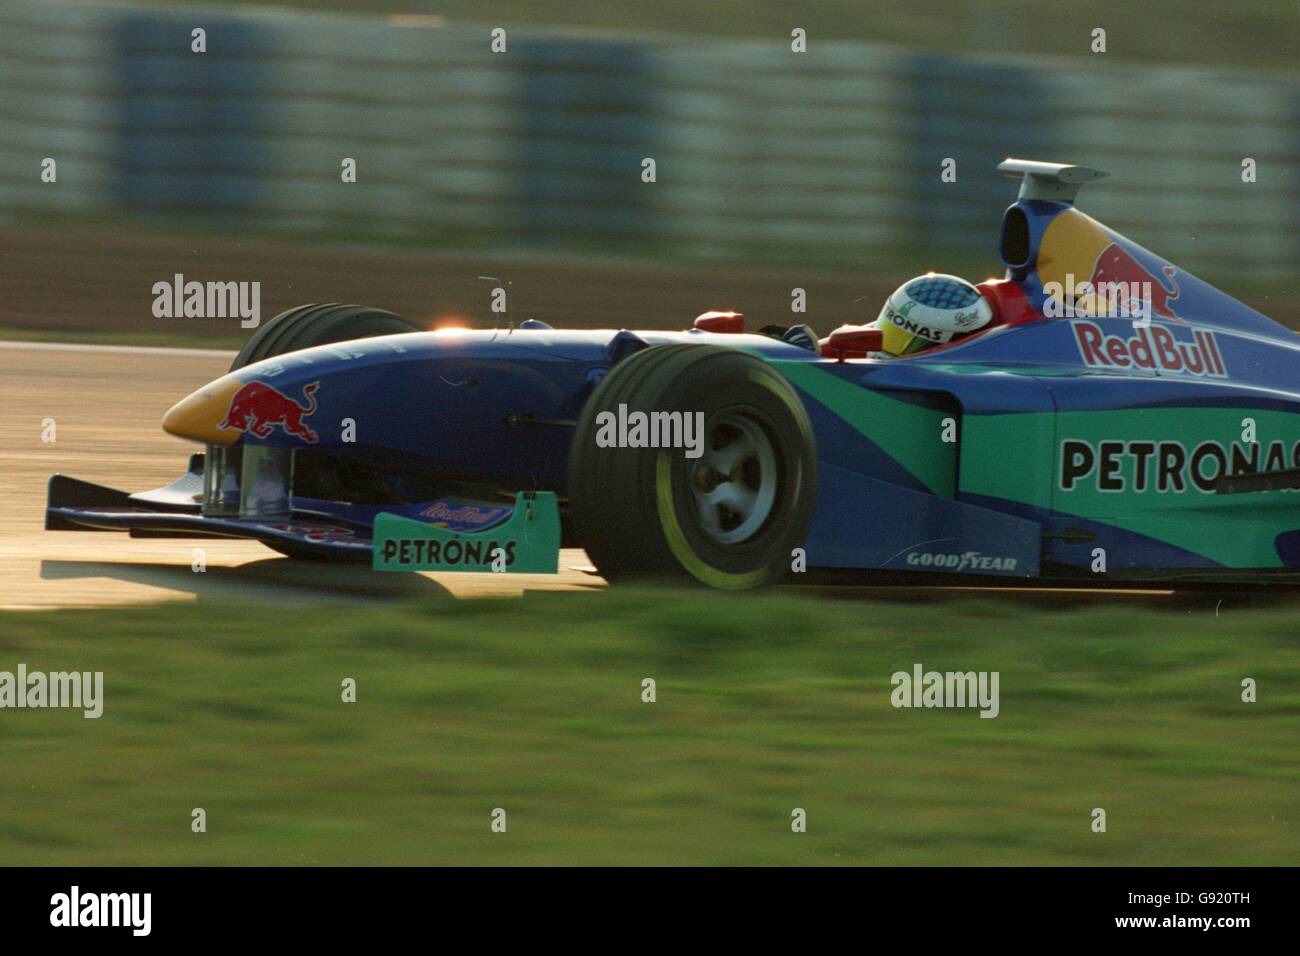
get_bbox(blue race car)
[47,160,1300,588]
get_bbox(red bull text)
[1072,321,1227,378]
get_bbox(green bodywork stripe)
[772,361,955,496]
[922,362,1073,378]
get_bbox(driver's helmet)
[877,274,993,356]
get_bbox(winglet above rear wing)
[997,158,1109,203]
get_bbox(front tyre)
[568,344,817,589]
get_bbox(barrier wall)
[1,1,1296,280]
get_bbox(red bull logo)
[420,501,511,527]
[219,380,321,443]
[1089,242,1182,321]
[1072,321,1227,378]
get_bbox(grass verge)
[0,589,1296,865]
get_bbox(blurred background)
[1,0,1297,344]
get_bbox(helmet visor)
[880,319,933,356]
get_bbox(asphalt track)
[5,341,1281,612]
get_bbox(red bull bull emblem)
[1072,321,1227,379]
[1089,242,1182,321]
[219,380,321,443]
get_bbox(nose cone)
[162,376,243,445]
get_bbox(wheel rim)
[689,411,779,545]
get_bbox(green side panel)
[372,492,560,573]
[1109,491,1298,569]
[1051,407,1300,568]
[772,361,956,496]
[916,403,1300,569]
[960,411,1057,510]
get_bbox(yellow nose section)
[162,377,244,445]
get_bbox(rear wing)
[998,158,1109,203]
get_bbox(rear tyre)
[230,302,417,371]
[568,344,817,589]
[230,303,416,562]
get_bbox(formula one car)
[47,159,1300,588]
